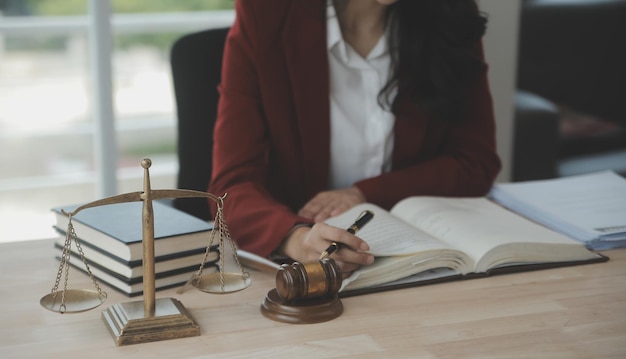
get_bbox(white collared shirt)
[326,3,395,190]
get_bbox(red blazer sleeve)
[209,0,317,257]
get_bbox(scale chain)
[176,193,250,295]
[218,202,250,285]
[72,221,106,299]
[51,216,75,313]
[216,204,226,293]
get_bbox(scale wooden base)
[260,289,343,324]
[102,297,200,346]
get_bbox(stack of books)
[52,200,218,296]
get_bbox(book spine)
[53,235,216,267]
[58,256,219,297]
[54,250,219,282]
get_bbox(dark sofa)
[512,0,626,181]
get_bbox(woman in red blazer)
[209,0,501,273]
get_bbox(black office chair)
[170,27,230,220]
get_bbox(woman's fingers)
[311,223,374,265]
[298,187,366,222]
[282,222,374,277]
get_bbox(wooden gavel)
[261,258,344,324]
[274,258,343,302]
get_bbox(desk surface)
[1,239,625,359]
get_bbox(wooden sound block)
[260,289,343,324]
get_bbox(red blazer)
[209,0,502,257]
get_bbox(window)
[0,0,234,242]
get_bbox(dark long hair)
[382,0,488,121]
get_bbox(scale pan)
[40,289,107,313]
[192,272,251,294]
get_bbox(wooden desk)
[1,239,625,358]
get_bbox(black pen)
[319,210,374,259]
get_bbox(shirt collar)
[326,1,388,61]
[327,1,346,59]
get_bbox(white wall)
[479,0,521,182]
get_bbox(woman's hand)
[280,223,374,276]
[298,187,366,223]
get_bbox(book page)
[390,196,590,269]
[324,203,456,256]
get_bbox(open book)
[323,196,605,294]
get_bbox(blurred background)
[0,0,234,242]
[2,0,625,243]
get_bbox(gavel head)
[275,258,343,302]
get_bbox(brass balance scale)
[39,158,251,346]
